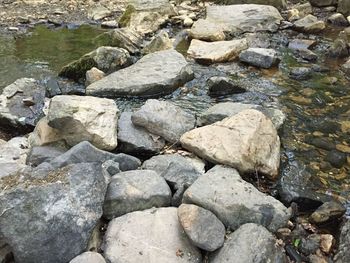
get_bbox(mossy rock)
[118,5,136,28]
[59,55,97,81]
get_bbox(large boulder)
[132,99,196,143]
[187,39,248,64]
[0,78,45,131]
[117,112,165,156]
[338,0,350,16]
[181,109,280,179]
[103,207,202,263]
[0,162,108,263]
[182,166,291,232]
[103,170,171,219]
[189,5,283,40]
[212,0,286,9]
[210,223,287,262]
[47,95,119,151]
[86,50,193,97]
[59,46,131,81]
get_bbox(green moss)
[58,54,98,81]
[118,5,136,28]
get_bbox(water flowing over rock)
[210,223,287,262]
[103,207,202,263]
[0,162,108,263]
[132,99,196,143]
[0,78,45,131]
[187,38,248,64]
[181,109,280,179]
[103,170,171,219]
[47,95,119,151]
[183,166,291,232]
[189,4,283,40]
[59,46,131,81]
[86,50,193,97]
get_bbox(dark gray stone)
[103,170,171,219]
[26,146,65,167]
[207,76,246,96]
[239,48,279,68]
[292,49,318,61]
[300,234,321,256]
[310,201,346,224]
[102,160,121,176]
[325,150,347,168]
[289,67,312,80]
[328,38,349,58]
[46,77,62,97]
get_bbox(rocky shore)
[0,0,349,262]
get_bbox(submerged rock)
[103,207,202,263]
[86,50,193,97]
[183,166,291,232]
[0,78,45,131]
[239,48,279,68]
[181,109,280,179]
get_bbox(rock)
[46,77,62,97]
[86,50,193,97]
[294,15,326,33]
[183,17,194,27]
[85,67,105,86]
[0,137,29,178]
[334,220,350,262]
[328,13,349,26]
[59,46,130,81]
[211,224,287,262]
[190,5,283,39]
[289,67,312,80]
[293,48,318,61]
[178,204,225,252]
[47,95,119,151]
[49,141,141,171]
[239,48,279,68]
[187,38,248,65]
[101,21,118,28]
[118,112,165,156]
[103,170,171,220]
[288,39,316,50]
[325,150,347,168]
[310,201,346,224]
[132,99,196,143]
[95,28,143,54]
[181,109,280,179]
[103,207,202,263]
[142,154,203,206]
[207,76,246,96]
[0,162,108,263]
[320,234,334,254]
[88,6,112,20]
[212,0,286,9]
[309,0,337,7]
[26,145,65,167]
[341,58,350,74]
[294,2,313,17]
[129,0,175,15]
[183,166,290,232]
[0,239,13,263]
[143,30,173,54]
[338,0,350,16]
[70,252,106,263]
[102,160,121,176]
[0,78,45,131]
[287,9,300,21]
[300,234,321,255]
[328,38,349,58]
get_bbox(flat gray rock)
[132,99,196,143]
[103,207,202,263]
[183,165,291,232]
[70,252,106,263]
[86,50,194,97]
[239,48,279,68]
[178,204,225,252]
[103,170,171,219]
[26,145,65,167]
[210,223,287,263]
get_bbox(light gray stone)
[239,48,279,68]
[294,15,326,33]
[88,6,112,20]
[70,252,106,263]
[183,165,291,232]
[143,30,173,54]
[86,50,193,97]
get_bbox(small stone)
[85,67,105,86]
[142,30,173,54]
[294,15,326,33]
[325,150,347,168]
[207,76,246,96]
[320,234,334,254]
[300,234,321,256]
[328,13,349,26]
[287,9,300,21]
[289,67,312,80]
[22,97,35,106]
[101,21,118,28]
[69,252,106,263]
[288,39,316,50]
[183,17,193,27]
[310,201,346,224]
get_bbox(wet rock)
[293,48,318,61]
[289,67,312,80]
[0,78,45,131]
[239,48,279,68]
[178,204,225,252]
[103,207,202,263]
[59,46,131,81]
[118,112,165,156]
[328,38,349,58]
[309,0,337,7]
[288,39,316,50]
[49,141,141,171]
[0,162,108,263]
[207,76,246,96]
[46,77,62,97]
[132,99,196,143]
[88,6,112,20]
[181,109,280,179]
[341,58,350,74]
[142,30,173,54]
[142,154,203,206]
[47,95,119,151]
[310,201,346,224]
[338,0,350,16]
[86,50,193,97]
[328,13,349,26]
[334,220,350,262]
[210,223,287,262]
[325,150,347,168]
[294,15,326,33]
[103,170,171,220]
[187,38,248,65]
[212,0,286,9]
[183,166,290,232]
[305,136,335,151]
[26,145,65,167]
[85,67,105,86]
[190,5,283,39]
[70,252,106,263]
